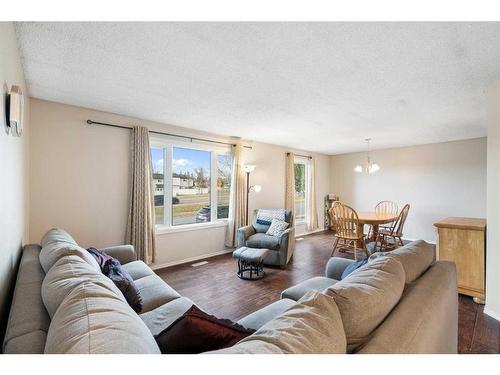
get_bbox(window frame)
[150,136,232,233]
[294,156,310,225]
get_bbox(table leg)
[356,223,364,248]
[371,224,379,242]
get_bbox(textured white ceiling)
[14,22,500,154]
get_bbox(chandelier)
[354,138,380,174]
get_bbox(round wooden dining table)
[356,212,399,246]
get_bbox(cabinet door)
[437,228,485,298]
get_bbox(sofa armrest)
[99,244,137,264]
[325,257,355,280]
[237,225,256,248]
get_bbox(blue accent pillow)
[256,219,272,225]
[341,259,368,279]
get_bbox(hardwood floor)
[155,231,500,354]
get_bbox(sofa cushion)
[369,240,435,284]
[122,260,155,280]
[44,281,160,354]
[281,276,338,301]
[324,256,405,351]
[3,330,47,354]
[134,274,181,313]
[238,298,296,331]
[39,241,100,274]
[40,228,77,247]
[3,270,51,351]
[16,244,46,285]
[155,305,255,354]
[356,261,458,354]
[140,297,195,336]
[246,233,280,250]
[211,291,346,354]
[42,255,125,318]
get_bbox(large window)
[172,147,211,226]
[294,158,309,223]
[151,140,232,229]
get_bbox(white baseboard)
[151,248,234,271]
[484,306,500,322]
[295,228,326,238]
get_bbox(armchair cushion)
[246,233,280,250]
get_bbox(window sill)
[155,220,228,235]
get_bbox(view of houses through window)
[151,143,232,227]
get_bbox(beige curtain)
[306,157,318,231]
[126,126,156,264]
[285,152,295,224]
[225,144,246,247]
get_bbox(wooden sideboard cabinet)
[434,217,486,304]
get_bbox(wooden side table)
[434,217,486,304]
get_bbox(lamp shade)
[244,164,256,173]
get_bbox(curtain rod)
[86,120,252,149]
[287,152,312,159]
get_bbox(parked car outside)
[155,196,180,206]
[196,205,229,222]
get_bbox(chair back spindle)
[391,203,410,237]
[375,200,399,216]
[330,203,360,238]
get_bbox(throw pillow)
[209,291,347,354]
[155,305,255,354]
[341,259,368,279]
[87,247,143,313]
[266,218,289,237]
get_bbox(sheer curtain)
[306,157,318,231]
[285,152,295,224]
[225,144,246,247]
[126,126,156,264]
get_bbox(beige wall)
[29,99,330,268]
[0,22,30,340]
[244,143,330,237]
[485,83,500,321]
[330,138,487,243]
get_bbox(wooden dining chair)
[374,203,410,251]
[367,200,399,240]
[329,203,369,260]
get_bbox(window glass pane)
[151,147,165,224]
[294,162,306,221]
[172,147,211,225]
[217,153,232,219]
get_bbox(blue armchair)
[237,209,295,268]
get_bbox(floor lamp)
[244,164,261,225]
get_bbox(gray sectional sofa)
[2,228,291,354]
[2,229,458,354]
